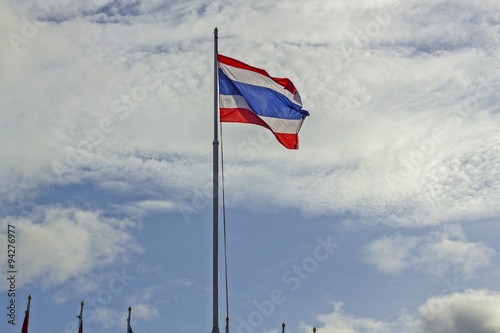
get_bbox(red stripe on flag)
[220,107,268,127]
[218,54,298,95]
[220,108,299,149]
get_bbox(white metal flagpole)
[212,27,220,333]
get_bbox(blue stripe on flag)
[219,70,309,120]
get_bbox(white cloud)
[88,298,159,329]
[82,278,205,328]
[305,290,500,333]
[1,0,499,228]
[364,224,496,278]
[124,286,163,320]
[363,232,419,273]
[301,302,391,333]
[412,290,500,333]
[129,302,160,321]
[1,1,500,333]
[0,206,142,290]
[111,199,179,216]
[89,306,125,329]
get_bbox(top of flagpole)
[28,295,32,302]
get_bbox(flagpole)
[127,306,132,333]
[212,27,220,333]
[79,301,84,319]
[77,301,84,333]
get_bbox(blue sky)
[1,0,500,333]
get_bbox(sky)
[1,0,500,333]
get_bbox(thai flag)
[218,54,310,149]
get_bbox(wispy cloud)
[0,206,142,290]
[1,0,499,228]
[1,0,499,333]
[112,199,179,216]
[124,286,163,320]
[363,224,496,278]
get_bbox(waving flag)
[218,54,309,149]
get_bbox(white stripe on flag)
[220,94,304,134]
[219,94,251,110]
[219,63,303,107]
[260,115,304,134]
